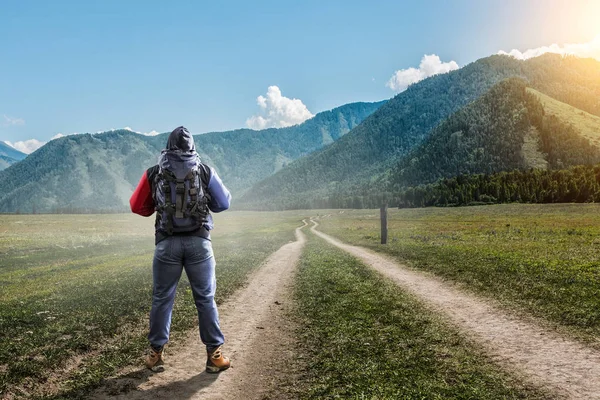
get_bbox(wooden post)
[380,204,388,245]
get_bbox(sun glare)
[581,1,600,40]
[543,0,600,44]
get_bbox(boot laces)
[149,347,162,358]
[211,346,222,359]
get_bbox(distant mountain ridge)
[240,54,600,210]
[0,101,384,213]
[0,142,26,171]
[183,101,385,194]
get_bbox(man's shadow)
[99,368,220,399]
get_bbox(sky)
[1,0,600,153]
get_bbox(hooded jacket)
[129,126,232,243]
[166,126,196,152]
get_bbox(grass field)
[316,204,600,342]
[0,212,303,398]
[528,88,600,147]
[3,204,600,398]
[289,230,550,399]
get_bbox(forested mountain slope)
[395,165,600,208]
[190,101,384,194]
[241,54,600,210]
[0,101,383,213]
[389,78,600,189]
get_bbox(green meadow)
[2,204,599,398]
[0,212,302,398]
[316,204,600,342]
[288,230,550,399]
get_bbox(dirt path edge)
[92,220,308,400]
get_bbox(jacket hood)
[166,126,196,153]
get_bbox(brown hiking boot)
[145,346,165,372]
[206,345,230,373]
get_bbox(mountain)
[0,101,383,213]
[389,78,600,188]
[240,54,600,210]
[0,142,26,171]
[184,101,385,195]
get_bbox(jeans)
[148,235,225,351]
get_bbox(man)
[129,126,231,373]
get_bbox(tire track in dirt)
[311,218,600,400]
[93,220,307,400]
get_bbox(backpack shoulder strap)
[147,165,160,182]
[147,165,160,202]
[153,165,176,234]
[197,163,211,189]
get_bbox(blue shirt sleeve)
[207,167,231,212]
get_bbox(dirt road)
[311,219,600,400]
[93,221,307,400]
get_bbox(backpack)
[152,151,211,235]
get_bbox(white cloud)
[118,127,161,136]
[5,139,45,154]
[3,115,25,127]
[498,35,600,61]
[5,132,70,154]
[387,54,460,92]
[60,127,160,137]
[246,86,314,130]
[51,131,80,139]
